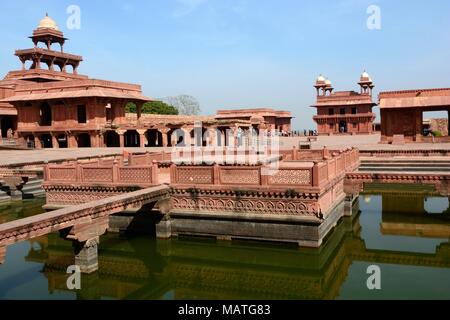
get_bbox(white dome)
[361,71,370,79]
[325,79,332,85]
[316,75,326,82]
[37,13,59,31]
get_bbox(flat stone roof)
[379,88,450,109]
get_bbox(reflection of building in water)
[24,200,450,300]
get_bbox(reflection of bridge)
[0,185,170,272]
[22,207,450,300]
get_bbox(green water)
[0,192,450,300]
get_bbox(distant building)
[215,108,292,133]
[311,72,376,135]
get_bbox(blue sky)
[0,0,449,129]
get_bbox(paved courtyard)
[1,134,450,167]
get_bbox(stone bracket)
[64,216,109,243]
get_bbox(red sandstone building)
[311,72,376,135]
[379,88,450,144]
[0,15,291,149]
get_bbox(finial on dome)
[37,13,59,31]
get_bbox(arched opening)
[1,117,15,138]
[105,131,120,147]
[40,134,53,149]
[57,134,68,149]
[173,129,186,147]
[124,130,140,147]
[77,133,91,148]
[39,102,52,126]
[339,120,348,133]
[146,129,163,147]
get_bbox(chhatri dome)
[37,13,59,31]
[317,75,326,82]
[361,71,371,79]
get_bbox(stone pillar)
[73,237,99,274]
[34,136,42,149]
[137,130,147,148]
[156,198,172,239]
[118,130,125,148]
[63,217,108,274]
[183,128,192,147]
[90,132,98,148]
[68,134,77,148]
[52,134,59,149]
[161,129,169,147]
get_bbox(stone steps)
[359,158,450,174]
[22,179,45,199]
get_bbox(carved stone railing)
[169,148,359,189]
[44,162,158,186]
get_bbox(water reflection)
[1,189,450,300]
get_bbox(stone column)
[68,134,77,149]
[73,237,100,274]
[52,134,59,149]
[161,129,169,147]
[183,128,192,147]
[155,198,172,239]
[90,132,97,148]
[117,130,125,148]
[63,217,108,274]
[137,129,147,148]
[34,135,42,149]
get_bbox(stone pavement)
[280,134,450,150]
[0,147,164,167]
[1,134,450,167]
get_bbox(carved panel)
[220,169,260,185]
[46,191,122,205]
[268,169,311,186]
[48,167,77,181]
[172,195,317,217]
[82,167,113,183]
[176,167,213,184]
[119,167,152,184]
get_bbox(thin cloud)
[173,0,208,17]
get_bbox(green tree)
[142,101,179,115]
[124,101,179,115]
[125,102,137,113]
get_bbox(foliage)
[125,101,179,115]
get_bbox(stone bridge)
[0,185,170,273]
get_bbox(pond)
[0,191,449,300]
